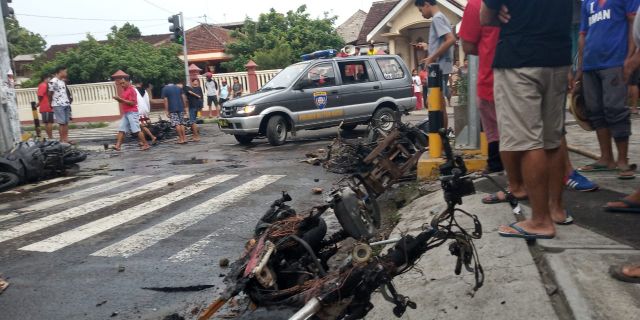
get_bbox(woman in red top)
[36,75,53,139]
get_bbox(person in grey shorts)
[481,0,573,240]
[573,0,638,179]
[48,66,72,143]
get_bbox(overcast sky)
[11,0,376,47]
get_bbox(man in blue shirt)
[162,79,188,144]
[481,0,573,240]
[574,0,640,179]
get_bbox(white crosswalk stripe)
[0,175,192,243]
[20,175,238,252]
[91,175,284,258]
[0,175,141,223]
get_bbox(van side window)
[337,61,376,84]
[307,63,336,87]
[376,58,405,80]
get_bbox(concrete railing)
[16,81,120,124]
[15,69,282,123]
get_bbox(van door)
[336,60,382,123]
[288,62,342,128]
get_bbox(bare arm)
[480,3,500,26]
[461,40,479,56]
[628,15,637,59]
[113,96,136,106]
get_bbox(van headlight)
[237,105,256,115]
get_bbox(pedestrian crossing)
[51,128,116,142]
[0,173,284,262]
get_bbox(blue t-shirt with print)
[161,84,184,113]
[580,0,640,71]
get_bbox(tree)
[4,17,46,59]
[25,24,183,88]
[108,22,142,40]
[222,5,344,71]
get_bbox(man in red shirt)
[459,0,503,174]
[112,77,150,151]
[36,74,53,139]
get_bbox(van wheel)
[341,123,358,131]
[235,135,254,145]
[372,107,398,132]
[266,115,288,146]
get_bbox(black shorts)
[207,95,218,107]
[41,112,54,124]
[630,69,640,86]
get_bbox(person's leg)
[207,96,213,118]
[45,123,53,139]
[59,124,68,142]
[478,98,503,172]
[628,84,638,114]
[114,131,124,150]
[191,123,200,141]
[582,70,617,170]
[599,67,633,174]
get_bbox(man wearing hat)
[204,72,219,118]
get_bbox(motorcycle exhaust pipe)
[288,297,321,320]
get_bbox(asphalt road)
[0,122,376,320]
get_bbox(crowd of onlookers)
[412,0,640,283]
[35,67,246,150]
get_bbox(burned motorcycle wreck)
[199,129,484,320]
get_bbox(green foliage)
[107,22,142,40]
[4,17,46,58]
[222,5,344,71]
[25,24,184,88]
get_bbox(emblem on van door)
[313,91,328,110]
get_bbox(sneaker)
[565,170,599,192]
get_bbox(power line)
[141,0,174,14]
[16,13,165,22]
[43,23,169,37]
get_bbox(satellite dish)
[343,45,357,56]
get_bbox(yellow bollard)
[427,64,443,159]
[480,131,488,157]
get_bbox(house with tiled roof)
[340,0,466,69]
[337,10,368,45]
[41,24,234,75]
[365,0,465,69]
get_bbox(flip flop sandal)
[498,222,555,240]
[604,199,640,213]
[482,192,528,204]
[555,211,574,225]
[618,164,637,180]
[578,163,617,172]
[112,146,121,152]
[609,265,640,283]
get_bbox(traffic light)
[168,14,183,44]
[1,0,14,18]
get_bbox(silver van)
[218,55,416,146]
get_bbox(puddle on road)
[171,159,211,165]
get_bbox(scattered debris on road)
[117,265,125,272]
[0,277,8,294]
[219,258,230,268]
[142,285,215,293]
[312,187,323,194]
[96,300,107,307]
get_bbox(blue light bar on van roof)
[301,49,338,61]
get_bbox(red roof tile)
[356,0,400,45]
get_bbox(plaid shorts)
[169,112,186,127]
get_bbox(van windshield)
[260,63,309,91]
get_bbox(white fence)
[15,69,281,123]
[16,82,120,123]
